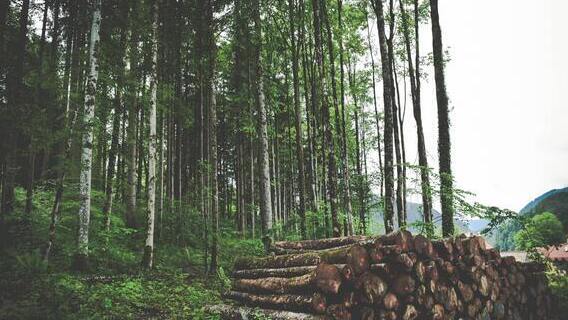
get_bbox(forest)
[0,0,566,319]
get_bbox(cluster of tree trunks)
[211,231,557,320]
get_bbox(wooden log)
[270,245,352,255]
[232,266,317,279]
[395,253,415,272]
[416,285,434,310]
[326,304,351,320]
[232,263,341,295]
[369,247,384,264]
[414,234,436,258]
[272,236,370,251]
[204,304,329,320]
[402,304,419,320]
[392,274,416,296]
[222,291,327,314]
[346,245,370,275]
[234,246,350,270]
[432,239,453,260]
[383,292,399,310]
[431,304,444,320]
[380,230,414,252]
[356,307,375,320]
[355,272,389,305]
[457,280,474,302]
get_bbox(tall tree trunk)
[364,8,384,199]
[430,0,454,236]
[44,0,77,263]
[371,0,395,233]
[336,0,354,236]
[321,0,353,237]
[143,0,159,269]
[288,0,307,240]
[399,0,433,230]
[126,9,139,228]
[253,0,273,244]
[75,0,102,271]
[312,0,340,237]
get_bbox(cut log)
[431,304,444,320]
[402,304,418,320]
[222,291,327,314]
[205,304,328,320]
[233,263,342,295]
[357,306,375,320]
[380,230,414,252]
[355,272,388,305]
[414,234,436,258]
[234,246,350,270]
[272,236,370,250]
[383,292,399,310]
[232,266,317,279]
[346,245,370,275]
[232,270,316,294]
[392,274,416,296]
[326,304,351,320]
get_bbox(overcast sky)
[386,0,568,212]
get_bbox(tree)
[430,0,454,236]
[288,0,307,239]
[371,0,395,233]
[75,0,102,271]
[514,212,566,250]
[399,0,433,229]
[142,0,159,270]
[254,0,273,243]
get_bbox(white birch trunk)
[76,0,101,268]
[143,0,158,269]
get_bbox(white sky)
[389,0,568,212]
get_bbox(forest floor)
[0,186,264,319]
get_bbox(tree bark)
[74,0,102,271]
[399,0,433,230]
[371,0,395,233]
[430,0,455,236]
[143,0,159,269]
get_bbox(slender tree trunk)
[321,0,353,237]
[371,0,395,233]
[288,0,307,240]
[399,0,433,229]
[74,0,101,271]
[102,100,121,230]
[364,9,384,199]
[430,0,454,236]
[336,0,354,236]
[44,0,77,263]
[312,0,340,237]
[143,0,159,269]
[126,21,139,229]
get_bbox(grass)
[0,185,263,320]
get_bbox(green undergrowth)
[0,185,263,319]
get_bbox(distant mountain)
[495,187,568,250]
[368,198,471,234]
[519,187,568,231]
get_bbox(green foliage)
[514,212,565,250]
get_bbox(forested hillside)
[0,0,566,318]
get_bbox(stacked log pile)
[215,231,556,320]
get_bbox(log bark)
[205,304,328,320]
[233,263,342,295]
[235,246,353,270]
[223,291,327,314]
[272,236,370,251]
